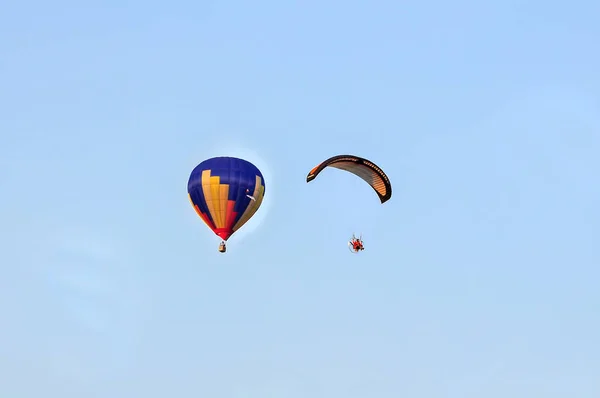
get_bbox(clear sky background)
[1,0,599,397]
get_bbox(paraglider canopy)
[306,154,392,203]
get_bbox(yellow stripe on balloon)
[218,183,229,228]
[200,169,232,229]
[201,170,216,223]
[201,169,226,228]
[210,179,222,227]
[232,175,265,232]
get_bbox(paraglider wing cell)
[306,155,391,203]
[187,157,265,241]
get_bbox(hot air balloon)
[188,156,266,253]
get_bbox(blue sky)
[1,0,599,397]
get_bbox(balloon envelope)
[188,157,266,240]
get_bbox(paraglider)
[188,156,266,253]
[348,234,364,253]
[306,154,391,253]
